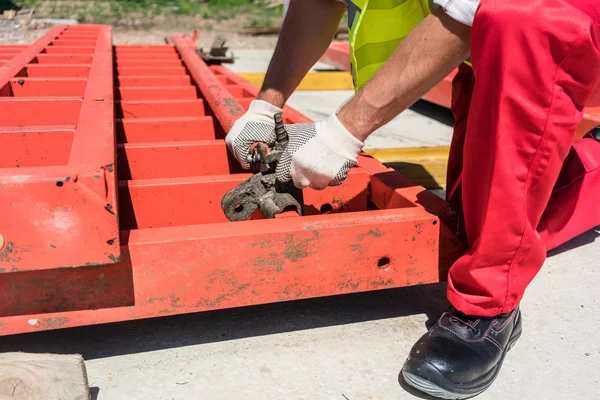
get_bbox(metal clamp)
[221,113,304,221]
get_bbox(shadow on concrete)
[90,387,100,400]
[547,226,600,257]
[0,283,449,361]
[409,100,455,127]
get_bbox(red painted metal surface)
[0,25,119,273]
[0,28,463,336]
[319,42,600,136]
[319,41,351,72]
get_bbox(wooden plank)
[0,353,89,400]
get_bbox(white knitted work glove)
[225,99,283,170]
[276,114,364,190]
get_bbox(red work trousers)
[445,0,600,316]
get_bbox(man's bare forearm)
[337,8,471,141]
[257,0,346,108]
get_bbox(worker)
[226,0,600,398]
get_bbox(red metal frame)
[0,25,119,273]
[319,42,600,136]
[0,29,463,336]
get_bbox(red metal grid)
[319,42,600,136]
[0,25,119,273]
[0,29,463,336]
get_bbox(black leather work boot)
[402,306,522,399]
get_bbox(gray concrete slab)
[0,227,598,400]
[287,92,455,149]
[227,50,337,74]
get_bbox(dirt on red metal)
[0,28,464,336]
[319,42,600,137]
[0,25,119,274]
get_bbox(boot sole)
[402,329,522,399]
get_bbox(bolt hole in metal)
[433,220,438,225]
[234,204,244,213]
[320,203,333,214]
[56,181,64,187]
[378,256,391,269]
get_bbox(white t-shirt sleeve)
[433,0,480,26]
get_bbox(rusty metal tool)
[221,113,304,221]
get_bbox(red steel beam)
[0,25,120,273]
[0,208,439,335]
[118,169,371,229]
[10,78,87,97]
[116,116,215,143]
[0,31,463,336]
[170,33,245,133]
[0,27,66,95]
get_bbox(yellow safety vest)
[348,0,469,92]
[348,0,433,91]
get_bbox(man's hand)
[225,100,283,170]
[276,114,364,190]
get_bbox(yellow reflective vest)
[348,0,434,91]
[348,0,472,93]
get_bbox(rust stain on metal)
[281,282,304,298]
[350,243,363,255]
[331,198,347,211]
[355,229,385,242]
[206,268,228,284]
[370,278,394,288]
[414,222,424,235]
[248,238,273,249]
[147,296,168,304]
[107,254,119,263]
[282,231,321,263]
[337,280,360,292]
[367,228,384,238]
[0,241,23,264]
[255,255,284,273]
[406,267,426,279]
[350,228,385,256]
[170,293,181,309]
[42,317,68,328]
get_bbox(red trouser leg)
[445,0,600,316]
[538,136,600,250]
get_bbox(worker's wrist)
[256,88,286,109]
[318,114,364,160]
[336,100,376,142]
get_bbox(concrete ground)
[1,49,599,400]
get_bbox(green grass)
[11,1,282,26]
